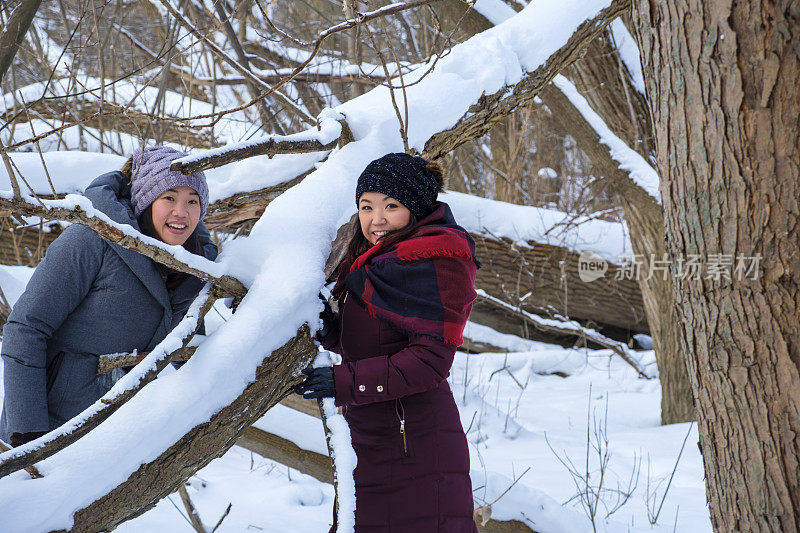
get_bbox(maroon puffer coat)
[322,291,478,532]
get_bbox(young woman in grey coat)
[0,145,218,447]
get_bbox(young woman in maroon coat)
[295,153,480,532]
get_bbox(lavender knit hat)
[130,146,209,219]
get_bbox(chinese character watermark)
[578,253,762,282]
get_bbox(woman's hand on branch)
[294,367,335,399]
[316,294,337,339]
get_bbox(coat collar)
[83,171,172,311]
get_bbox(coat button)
[358,385,366,392]
[376,385,384,392]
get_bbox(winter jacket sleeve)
[332,335,456,407]
[1,226,104,435]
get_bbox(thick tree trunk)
[632,1,800,530]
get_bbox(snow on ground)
[0,346,710,533]
[45,342,708,533]
[114,447,335,533]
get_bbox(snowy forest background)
[0,0,797,532]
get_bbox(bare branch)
[0,139,22,199]
[178,484,207,533]
[171,135,338,174]
[0,0,44,84]
[0,439,42,479]
[156,0,316,126]
[97,346,196,375]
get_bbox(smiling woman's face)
[358,192,412,245]
[150,185,202,246]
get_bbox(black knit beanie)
[355,153,439,219]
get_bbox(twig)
[156,0,315,126]
[178,484,207,533]
[487,466,531,507]
[0,139,22,198]
[649,422,694,524]
[211,503,232,533]
[0,439,42,479]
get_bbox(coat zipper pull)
[399,418,407,454]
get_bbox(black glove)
[294,367,335,399]
[9,431,46,448]
[316,294,337,340]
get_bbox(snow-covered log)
[64,329,316,531]
[473,232,646,334]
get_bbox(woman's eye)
[360,205,371,211]
[189,199,198,204]
[161,195,174,201]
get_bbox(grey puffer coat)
[0,171,218,442]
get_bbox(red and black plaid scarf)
[334,202,479,346]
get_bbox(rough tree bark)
[632,0,800,530]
